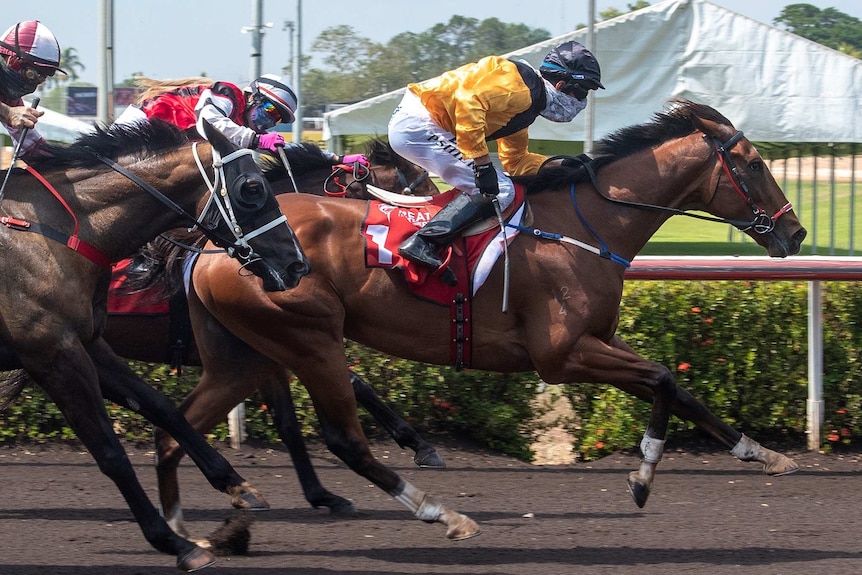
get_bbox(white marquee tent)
[323,0,862,148]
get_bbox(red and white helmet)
[246,74,297,123]
[0,20,67,75]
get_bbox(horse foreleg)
[258,374,358,515]
[89,338,269,512]
[350,370,445,468]
[610,336,799,476]
[35,349,214,571]
[570,337,677,509]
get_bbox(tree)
[774,4,862,56]
[301,16,552,115]
[44,46,84,89]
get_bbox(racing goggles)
[250,100,283,131]
[7,56,52,82]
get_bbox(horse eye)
[749,160,763,172]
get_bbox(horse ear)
[690,114,725,140]
[200,119,237,156]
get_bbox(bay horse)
[159,100,806,540]
[103,138,443,531]
[0,119,308,570]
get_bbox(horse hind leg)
[609,336,799,477]
[259,373,358,516]
[299,361,480,540]
[350,370,445,468]
[731,434,799,476]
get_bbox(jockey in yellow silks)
[388,41,604,285]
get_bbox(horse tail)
[131,76,216,104]
[0,370,29,411]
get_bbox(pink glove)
[256,132,285,152]
[342,153,369,166]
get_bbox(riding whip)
[492,196,510,314]
[0,97,40,203]
[276,145,300,193]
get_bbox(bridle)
[565,130,793,234]
[324,161,431,198]
[97,144,287,265]
[709,131,792,233]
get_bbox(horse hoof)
[177,545,217,572]
[626,472,650,509]
[229,483,270,511]
[446,513,481,540]
[763,453,800,476]
[327,499,359,517]
[414,447,446,468]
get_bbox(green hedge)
[570,281,862,459]
[1,282,859,462]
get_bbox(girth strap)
[450,292,472,370]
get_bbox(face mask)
[539,79,587,123]
[0,57,41,100]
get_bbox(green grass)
[646,180,859,256]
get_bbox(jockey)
[116,73,367,165]
[388,40,603,285]
[0,20,66,160]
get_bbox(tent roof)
[323,0,861,144]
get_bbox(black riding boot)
[398,192,495,285]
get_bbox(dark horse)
[0,119,309,570]
[105,138,443,533]
[151,100,807,540]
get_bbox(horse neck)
[534,138,713,262]
[79,147,212,261]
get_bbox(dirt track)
[2,439,862,575]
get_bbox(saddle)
[361,185,530,305]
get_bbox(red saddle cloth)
[362,186,525,305]
[107,258,170,315]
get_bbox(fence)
[626,256,862,449]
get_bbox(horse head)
[683,102,807,257]
[365,138,439,197]
[199,121,310,290]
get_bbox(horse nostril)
[289,261,311,277]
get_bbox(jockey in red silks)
[0,20,67,160]
[115,73,368,165]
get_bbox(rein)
[570,131,792,231]
[0,166,112,268]
[509,129,793,268]
[325,162,370,197]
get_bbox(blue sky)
[5,0,861,87]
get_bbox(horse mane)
[30,119,191,170]
[365,137,422,175]
[513,99,732,194]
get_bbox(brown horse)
[104,138,443,531]
[0,119,308,570]
[158,100,807,540]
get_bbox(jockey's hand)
[7,105,43,129]
[255,132,285,152]
[473,162,499,197]
[341,153,369,166]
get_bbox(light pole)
[240,0,272,84]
